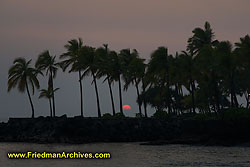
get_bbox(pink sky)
[1,0,250,59]
[0,0,250,120]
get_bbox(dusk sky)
[1,0,250,121]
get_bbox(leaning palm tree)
[39,86,59,117]
[8,58,42,118]
[118,49,140,115]
[141,65,148,118]
[96,44,116,116]
[60,38,85,117]
[35,50,58,117]
[121,49,146,117]
[78,46,102,117]
[104,50,124,115]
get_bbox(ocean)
[0,142,249,167]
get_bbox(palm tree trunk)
[50,70,56,117]
[214,83,220,112]
[230,70,239,108]
[25,81,35,118]
[142,77,148,118]
[230,90,234,108]
[246,92,250,109]
[165,48,172,113]
[108,77,116,116]
[230,73,235,108]
[135,79,142,117]
[92,72,101,118]
[190,79,195,113]
[49,98,52,117]
[166,74,172,113]
[78,70,84,117]
[212,71,220,113]
[118,75,123,114]
[233,93,239,108]
[174,84,179,115]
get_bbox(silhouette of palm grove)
[8,22,250,119]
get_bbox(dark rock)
[0,118,250,146]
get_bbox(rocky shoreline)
[0,116,250,146]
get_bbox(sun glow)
[123,105,131,110]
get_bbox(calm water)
[0,142,250,167]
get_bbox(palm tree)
[138,86,166,112]
[216,41,240,108]
[78,46,102,117]
[39,86,59,117]
[8,58,41,118]
[179,50,197,113]
[188,22,222,112]
[188,21,218,55]
[235,35,250,108]
[235,35,250,53]
[140,64,148,117]
[93,48,124,115]
[96,44,116,116]
[122,51,146,117]
[195,44,224,112]
[108,51,124,115]
[147,47,172,113]
[119,49,142,115]
[60,38,85,117]
[35,50,58,117]
[168,52,184,114]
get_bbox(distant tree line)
[7,22,250,118]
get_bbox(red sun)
[123,105,131,110]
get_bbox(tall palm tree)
[96,44,116,116]
[140,63,148,117]
[35,50,58,117]
[119,49,141,115]
[168,52,184,114]
[235,35,250,108]
[147,47,172,113]
[195,45,224,112]
[8,58,41,118]
[216,41,240,108]
[60,38,85,117]
[79,46,102,117]
[141,79,148,117]
[188,22,222,112]
[179,50,197,113]
[122,51,146,117]
[108,51,124,115]
[39,86,59,117]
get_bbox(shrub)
[222,108,250,121]
[152,110,173,119]
[193,113,218,120]
[113,112,126,119]
[102,113,113,119]
[135,113,144,118]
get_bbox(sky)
[0,0,250,122]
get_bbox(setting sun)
[123,105,131,110]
